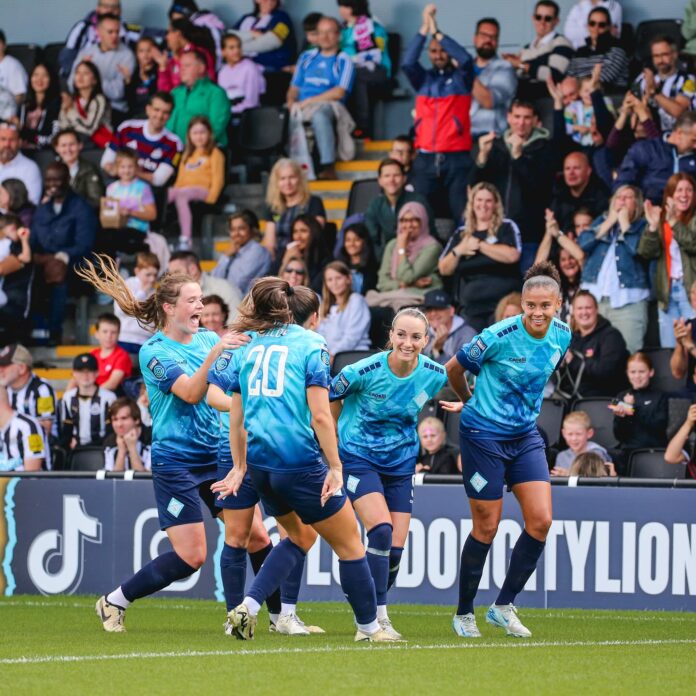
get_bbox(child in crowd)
[0,214,31,308]
[564,75,614,147]
[610,351,668,473]
[167,116,225,251]
[664,403,696,479]
[218,33,266,115]
[60,353,117,450]
[90,313,133,393]
[104,397,151,471]
[552,410,612,475]
[389,135,415,175]
[126,37,159,118]
[573,207,594,236]
[416,416,461,475]
[569,451,615,477]
[115,251,159,354]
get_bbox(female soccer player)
[211,278,396,642]
[77,255,244,633]
[445,261,571,639]
[328,308,448,639]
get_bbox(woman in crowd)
[639,173,696,348]
[493,292,522,323]
[212,210,272,294]
[280,257,310,289]
[279,214,330,292]
[126,37,159,118]
[200,294,230,337]
[317,261,371,359]
[0,179,35,227]
[438,183,521,331]
[664,403,696,479]
[218,32,267,118]
[336,220,378,294]
[17,62,60,149]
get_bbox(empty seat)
[643,348,684,394]
[42,42,65,76]
[628,448,685,479]
[69,446,105,471]
[6,43,40,74]
[346,179,380,218]
[332,349,378,376]
[571,397,617,449]
[537,398,566,448]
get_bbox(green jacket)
[637,218,696,310]
[72,158,104,209]
[167,77,230,147]
[377,238,443,294]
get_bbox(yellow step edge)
[324,199,348,210]
[363,140,393,151]
[34,368,73,380]
[200,260,216,272]
[336,160,380,171]
[309,180,352,192]
[55,345,94,357]
[214,218,344,252]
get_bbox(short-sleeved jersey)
[456,315,571,438]
[0,412,47,471]
[225,324,331,472]
[329,351,448,475]
[8,374,57,435]
[291,49,355,102]
[108,120,182,172]
[207,349,237,465]
[139,329,219,469]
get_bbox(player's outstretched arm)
[211,393,247,498]
[445,356,472,404]
[307,386,343,505]
[207,383,232,413]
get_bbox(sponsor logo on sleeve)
[334,374,350,395]
[468,338,487,360]
[147,357,166,380]
[321,349,331,367]
[28,433,45,455]
[36,396,55,415]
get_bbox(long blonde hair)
[319,261,352,319]
[462,182,505,240]
[75,254,194,330]
[230,276,294,333]
[265,158,311,215]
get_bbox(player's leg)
[247,505,282,626]
[220,506,255,633]
[385,473,416,594]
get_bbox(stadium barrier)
[1,473,694,611]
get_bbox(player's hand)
[211,468,245,499]
[439,400,463,413]
[320,468,343,507]
[217,331,250,354]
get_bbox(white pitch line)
[3,638,696,666]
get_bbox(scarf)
[390,201,437,279]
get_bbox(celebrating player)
[328,308,448,639]
[77,255,245,633]
[211,278,396,642]
[445,262,571,639]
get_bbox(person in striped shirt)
[0,384,46,471]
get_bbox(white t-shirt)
[115,276,156,346]
[0,237,12,307]
[0,153,42,205]
[0,54,28,97]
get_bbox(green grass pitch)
[1,596,694,695]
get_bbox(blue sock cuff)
[282,537,307,558]
[339,556,366,567]
[367,523,392,553]
[222,543,247,562]
[521,529,546,553]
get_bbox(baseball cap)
[73,353,99,371]
[422,289,453,309]
[0,343,33,367]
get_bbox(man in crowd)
[421,289,476,365]
[0,384,46,472]
[0,30,28,104]
[0,122,42,204]
[389,135,414,175]
[402,3,474,220]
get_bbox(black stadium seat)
[571,398,617,449]
[346,179,380,218]
[537,398,566,448]
[6,43,40,74]
[69,446,105,472]
[332,350,378,377]
[628,448,685,479]
[643,348,684,394]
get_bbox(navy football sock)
[280,553,305,605]
[249,543,281,615]
[246,539,305,608]
[366,523,392,605]
[456,534,492,615]
[339,556,378,626]
[121,551,197,602]
[496,529,545,606]
[220,544,247,611]
[387,546,404,591]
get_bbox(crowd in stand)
[2,0,696,479]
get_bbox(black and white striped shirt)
[8,374,58,436]
[634,70,696,132]
[104,441,152,471]
[0,412,48,471]
[60,388,116,447]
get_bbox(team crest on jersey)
[334,374,350,395]
[90,403,102,416]
[321,349,330,366]
[468,338,487,360]
[147,357,166,380]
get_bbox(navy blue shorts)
[459,428,549,501]
[152,465,219,530]
[248,466,347,525]
[214,461,260,510]
[343,466,414,514]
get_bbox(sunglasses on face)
[534,14,555,22]
[284,267,306,276]
[588,20,608,28]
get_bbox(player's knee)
[473,520,499,544]
[247,525,269,550]
[527,514,552,540]
[292,525,318,552]
[226,529,251,549]
[180,548,207,569]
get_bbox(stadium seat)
[69,446,105,472]
[571,397,617,449]
[80,148,105,170]
[537,398,566,448]
[444,410,459,447]
[628,448,685,479]
[434,218,455,244]
[22,148,57,172]
[634,20,684,65]
[643,348,684,394]
[346,179,380,218]
[534,96,555,133]
[368,306,394,350]
[6,43,40,74]
[332,349,378,376]
[42,42,65,76]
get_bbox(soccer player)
[212,278,396,642]
[77,255,244,633]
[328,308,448,639]
[445,261,571,638]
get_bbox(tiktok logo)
[27,495,102,595]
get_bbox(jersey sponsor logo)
[320,349,330,366]
[147,357,166,380]
[167,497,184,518]
[369,392,387,400]
[28,433,45,455]
[469,472,488,493]
[346,475,360,493]
[36,396,55,415]
[509,357,526,364]
[334,374,350,395]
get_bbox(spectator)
[551,151,610,232]
[670,282,696,394]
[564,0,623,50]
[552,410,613,475]
[167,50,230,148]
[287,16,355,180]
[115,250,158,353]
[69,12,136,121]
[53,128,104,209]
[605,91,660,171]
[366,201,442,311]
[167,116,224,251]
[0,86,15,122]
[365,158,434,257]
[402,3,474,220]
[218,33,266,116]
[60,353,116,450]
[104,396,150,471]
[317,260,371,358]
[493,291,522,322]
[559,74,580,106]
[58,60,112,146]
[611,351,668,473]
[200,294,229,336]
[0,384,46,471]
[212,210,271,294]
[0,178,35,227]
[389,134,414,174]
[337,0,391,138]
[125,37,158,118]
[263,158,326,259]
[0,343,57,438]
[633,36,696,133]
[168,0,225,66]
[90,313,133,392]
[101,91,182,188]
[503,0,573,100]
[567,5,628,88]
[471,100,555,271]
[278,214,330,292]
[664,403,696,479]
[280,256,309,288]
[470,17,517,137]
[136,380,152,428]
[438,182,521,330]
[421,288,476,365]
[563,74,616,148]
[0,219,33,344]
[31,162,96,345]
[563,289,628,397]
[168,250,241,317]
[17,63,60,150]
[568,451,615,477]
[415,416,460,474]
[299,12,322,54]
[0,30,28,104]
[0,122,42,205]
[578,184,649,352]
[335,220,377,294]
[0,214,30,310]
